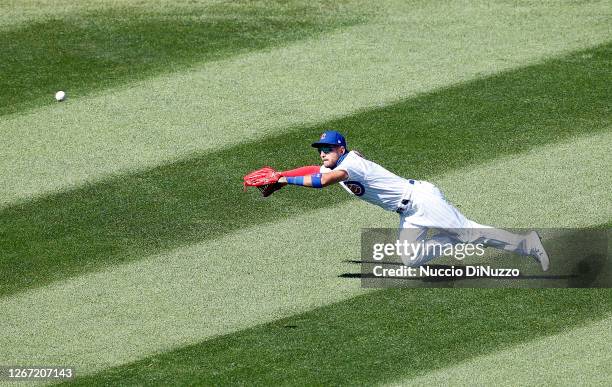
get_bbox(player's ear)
[338,146,346,155]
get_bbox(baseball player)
[245,130,549,270]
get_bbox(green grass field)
[0,0,610,385]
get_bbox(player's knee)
[456,229,480,244]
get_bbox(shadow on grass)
[1,43,610,297]
[344,228,610,287]
[64,288,612,385]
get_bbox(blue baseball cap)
[311,130,347,148]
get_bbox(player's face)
[319,146,344,168]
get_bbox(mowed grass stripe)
[66,290,612,386]
[2,1,609,207]
[1,44,610,297]
[0,0,363,117]
[392,315,612,386]
[0,0,228,29]
[0,1,361,115]
[2,129,610,376]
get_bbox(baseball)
[55,91,66,102]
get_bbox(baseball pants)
[398,181,531,267]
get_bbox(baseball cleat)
[527,231,549,271]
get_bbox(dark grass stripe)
[0,1,363,117]
[1,44,610,297]
[65,288,612,385]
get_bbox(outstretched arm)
[279,165,321,177]
[278,169,348,188]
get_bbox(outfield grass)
[0,0,610,385]
[1,44,609,297]
[1,129,609,378]
[0,0,363,117]
[1,0,608,208]
[67,289,612,385]
[396,314,612,386]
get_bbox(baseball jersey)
[321,151,413,212]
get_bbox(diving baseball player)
[244,130,549,270]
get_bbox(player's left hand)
[243,166,286,197]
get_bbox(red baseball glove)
[243,166,286,197]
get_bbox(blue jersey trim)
[333,151,349,169]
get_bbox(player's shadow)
[341,228,610,287]
[567,254,608,288]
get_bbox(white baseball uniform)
[324,151,533,267]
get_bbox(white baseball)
[55,91,66,102]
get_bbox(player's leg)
[454,219,527,256]
[449,220,549,271]
[405,181,549,270]
[398,218,458,267]
[413,182,523,250]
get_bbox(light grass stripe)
[1,0,610,208]
[388,315,612,386]
[0,129,609,375]
[435,131,612,229]
[0,0,229,29]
